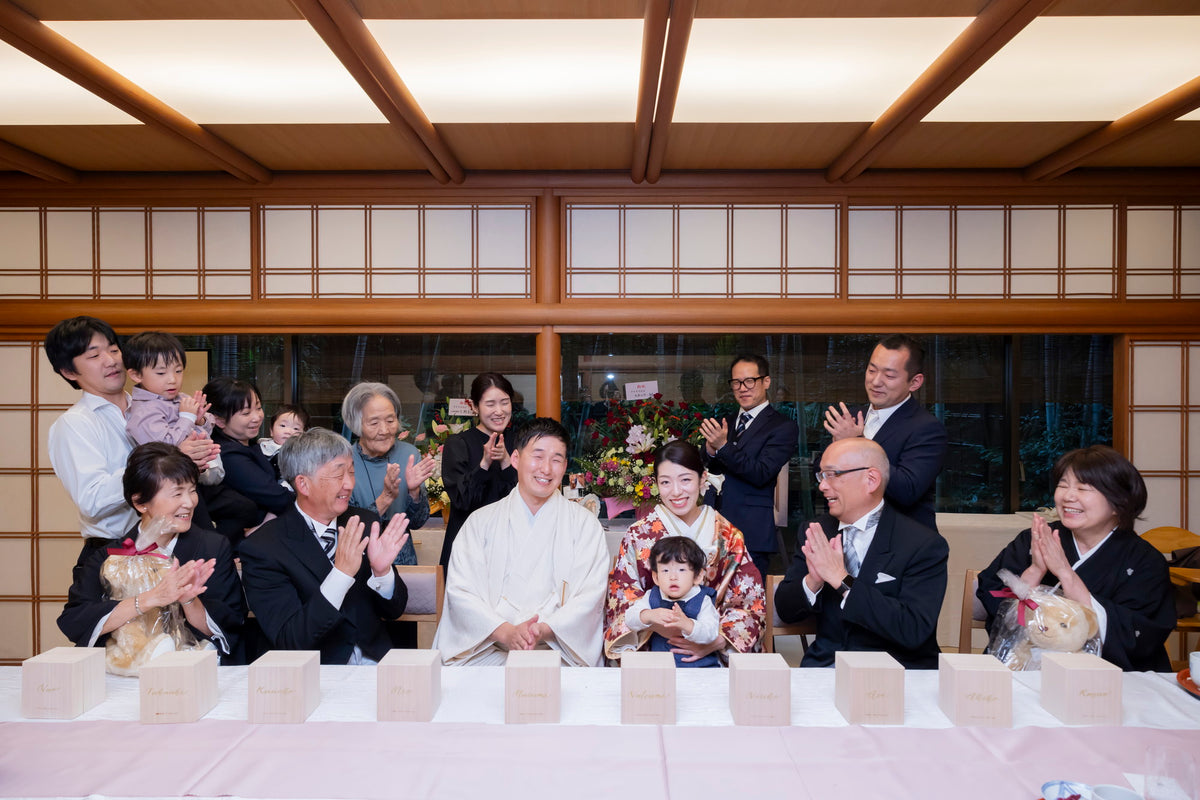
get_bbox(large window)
[174,332,1110,528]
[561,334,1113,530]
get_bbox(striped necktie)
[736,411,751,436]
[319,526,337,560]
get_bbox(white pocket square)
[875,572,896,584]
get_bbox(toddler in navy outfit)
[626,535,721,667]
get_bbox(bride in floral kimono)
[605,439,765,663]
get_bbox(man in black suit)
[699,354,799,579]
[239,428,410,664]
[775,437,948,668]
[824,334,947,531]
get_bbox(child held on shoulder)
[626,536,722,667]
[124,331,214,448]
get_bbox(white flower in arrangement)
[625,424,654,454]
[430,451,443,481]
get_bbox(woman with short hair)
[341,382,433,565]
[977,445,1174,671]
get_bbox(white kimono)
[433,488,610,666]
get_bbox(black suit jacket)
[854,398,946,531]
[702,404,799,553]
[58,525,246,659]
[775,504,948,669]
[238,505,408,664]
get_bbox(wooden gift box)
[248,650,320,724]
[1040,652,1122,725]
[834,651,905,725]
[378,649,442,722]
[620,651,676,725]
[139,650,218,724]
[937,653,1012,727]
[728,652,791,726]
[21,647,105,720]
[505,649,561,724]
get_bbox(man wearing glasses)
[774,437,948,668]
[699,354,799,580]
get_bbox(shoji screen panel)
[1127,339,1199,532]
[259,204,533,299]
[564,203,840,299]
[847,204,1118,299]
[0,341,78,662]
[0,207,252,301]
[1127,205,1200,299]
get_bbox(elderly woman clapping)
[341,382,436,565]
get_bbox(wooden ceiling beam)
[645,0,697,184]
[630,0,669,184]
[1025,75,1200,181]
[825,0,1055,183]
[0,0,270,183]
[295,0,463,184]
[0,137,77,182]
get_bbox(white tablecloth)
[1,666,1198,800]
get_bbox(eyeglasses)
[728,376,764,390]
[814,466,869,482]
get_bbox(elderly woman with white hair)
[341,382,435,566]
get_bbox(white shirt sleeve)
[624,592,653,632]
[684,595,720,644]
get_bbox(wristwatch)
[837,575,855,596]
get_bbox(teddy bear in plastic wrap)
[99,543,211,677]
[986,568,1101,671]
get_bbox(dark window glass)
[293,334,537,435]
[177,334,287,409]
[561,333,1113,532]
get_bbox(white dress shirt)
[48,392,137,540]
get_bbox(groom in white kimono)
[433,417,609,666]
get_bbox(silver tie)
[842,525,861,578]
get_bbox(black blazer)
[211,428,295,522]
[57,525,246,658]
[775,504,948,669]
[702,404,799,553]
[238,504,408,664]
[851,398,947,531]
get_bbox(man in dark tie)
[774,437,948,668]
[699,354,799,579]
[823,334,947,531]
[239,428,410,664]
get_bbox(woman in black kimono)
[977,445,1174,672]
[437,373,519,569]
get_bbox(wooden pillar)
[535,188,560,304]
[534,189,562,418]
[536,325,561,419]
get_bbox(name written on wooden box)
[505,649,561,724]
[21,647,105,720]
[378,649,441,722]
[937,653,1012,728]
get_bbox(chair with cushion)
[763,573,816,655]
[395,564,445,648]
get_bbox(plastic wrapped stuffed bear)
[100,552,212,677]
[986,568,1101,671]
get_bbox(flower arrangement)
[576,394,705,505]
[411,405,472,516]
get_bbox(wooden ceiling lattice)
[0,0,1198,187]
